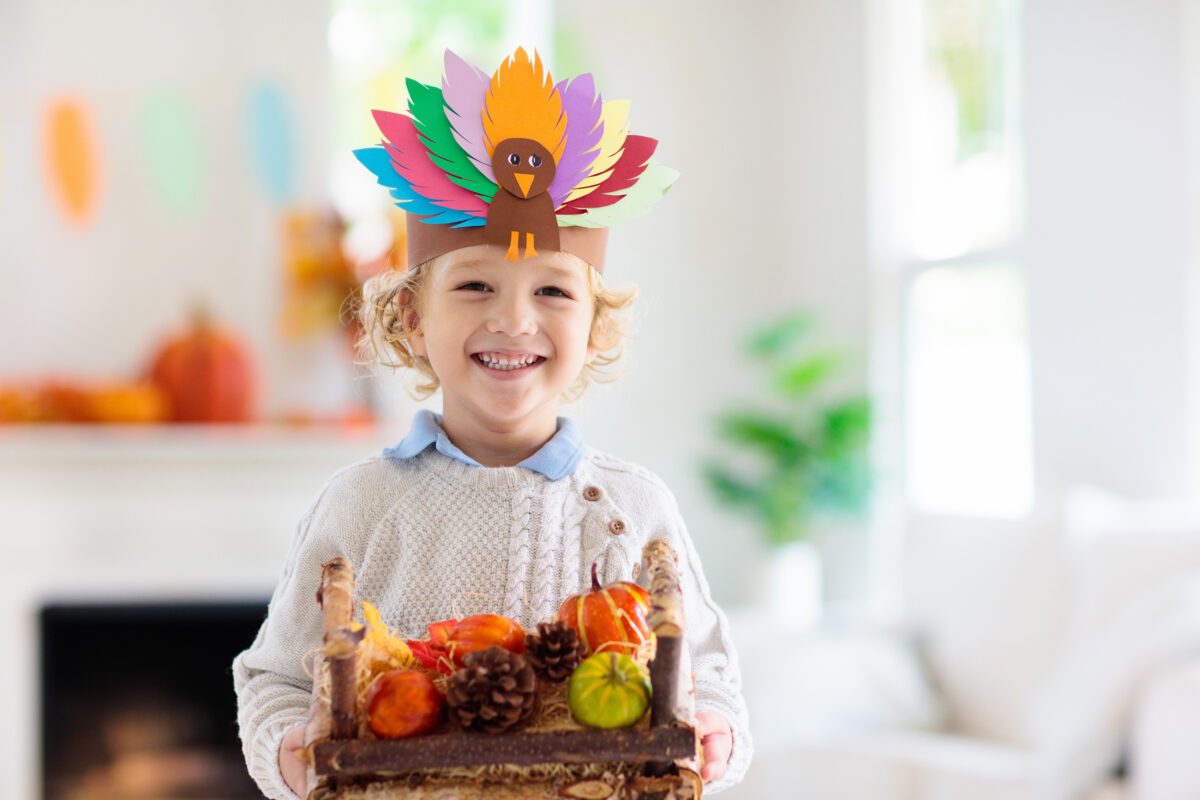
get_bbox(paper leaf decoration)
[245,81,296,206]
[45,99,100,224]
[142,88,204,216]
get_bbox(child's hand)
[278,722,308,798]
[695,711,733,783]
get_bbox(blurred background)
[4,0,1200,798]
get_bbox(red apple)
[365,669,444,738]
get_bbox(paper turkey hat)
[354,47,678,271]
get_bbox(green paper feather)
[406,78,496,203]
[559,162,679,228]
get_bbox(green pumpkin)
[567,652,652,729]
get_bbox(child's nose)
[485,295,537,336]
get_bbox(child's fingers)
[699,728,732,782]
[279,723,309,796]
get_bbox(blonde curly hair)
[355,249,637,403]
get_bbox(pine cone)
[525,621,586,682]
[445,646,538,733]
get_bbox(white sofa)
[723,487,1200,800]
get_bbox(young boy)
[234,47,751,799]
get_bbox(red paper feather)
[558,135,657,214]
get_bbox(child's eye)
[537,286,569,297]
[457,282,489,292]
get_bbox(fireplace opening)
[40,600,269,800]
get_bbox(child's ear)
[401,295,427,357]
[584,313,606,364]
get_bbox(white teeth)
[477,353,540,370]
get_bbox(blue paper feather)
[354,147,485,228]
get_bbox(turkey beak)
[514,173,534,198]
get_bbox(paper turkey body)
[486,138,559,260]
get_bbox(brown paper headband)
[406,214,609,272]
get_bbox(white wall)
[1024,0,1192,507]
[1187,0,1200,495]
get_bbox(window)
[875,0,1032,517]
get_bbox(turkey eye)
[507,153,520,166]
[528,154,542,168]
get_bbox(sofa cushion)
[1062,485,1200,645]
[903,512,1067,744]
[1027,569,1200,799]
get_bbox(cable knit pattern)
[527,482,564,623]
[233,446,751,798]
[503,487,536,623]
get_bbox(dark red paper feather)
[558,135,658,214]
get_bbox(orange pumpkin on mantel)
[147,306,256,423]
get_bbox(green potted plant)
[701,311,872,623]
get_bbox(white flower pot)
[765,540,823,630]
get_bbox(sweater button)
[609,519,627,535]
[583,486,602,501]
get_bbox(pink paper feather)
[441,50,495,184]
[373,110,487,216]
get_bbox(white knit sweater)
[233,445,752,797]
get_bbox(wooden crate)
[303,539,701,800]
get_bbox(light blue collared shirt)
[383,409,585,480]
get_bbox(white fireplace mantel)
[0,425,394,800]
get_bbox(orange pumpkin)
[147,307,256,423]
[88,381,169,424]
[556,564,651,656]
[443,614,526,668]
[35,379,93,423]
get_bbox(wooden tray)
[303,539,701,800]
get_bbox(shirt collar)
[383,409,585,480]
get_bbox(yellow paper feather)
[483,47,565,163]
[564,99,629,202]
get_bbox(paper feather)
[406,78,496,203]
[483,47,565,162]
[561,161,679,228]
[559,135,656,213]
[359,47,674,238]
[357,111,487,226]
[568,100,629,199]
[442,49,494,182]
[372,110,487,218]
[548,73,604,210]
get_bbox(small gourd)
[567,652,651,729]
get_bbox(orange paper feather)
[483,48,565,163]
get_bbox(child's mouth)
[472,353,546,372]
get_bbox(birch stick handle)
[644,538,684,639]
[319,556,358,740]
[643,538,684,728]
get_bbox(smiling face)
[407,245,598,455]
